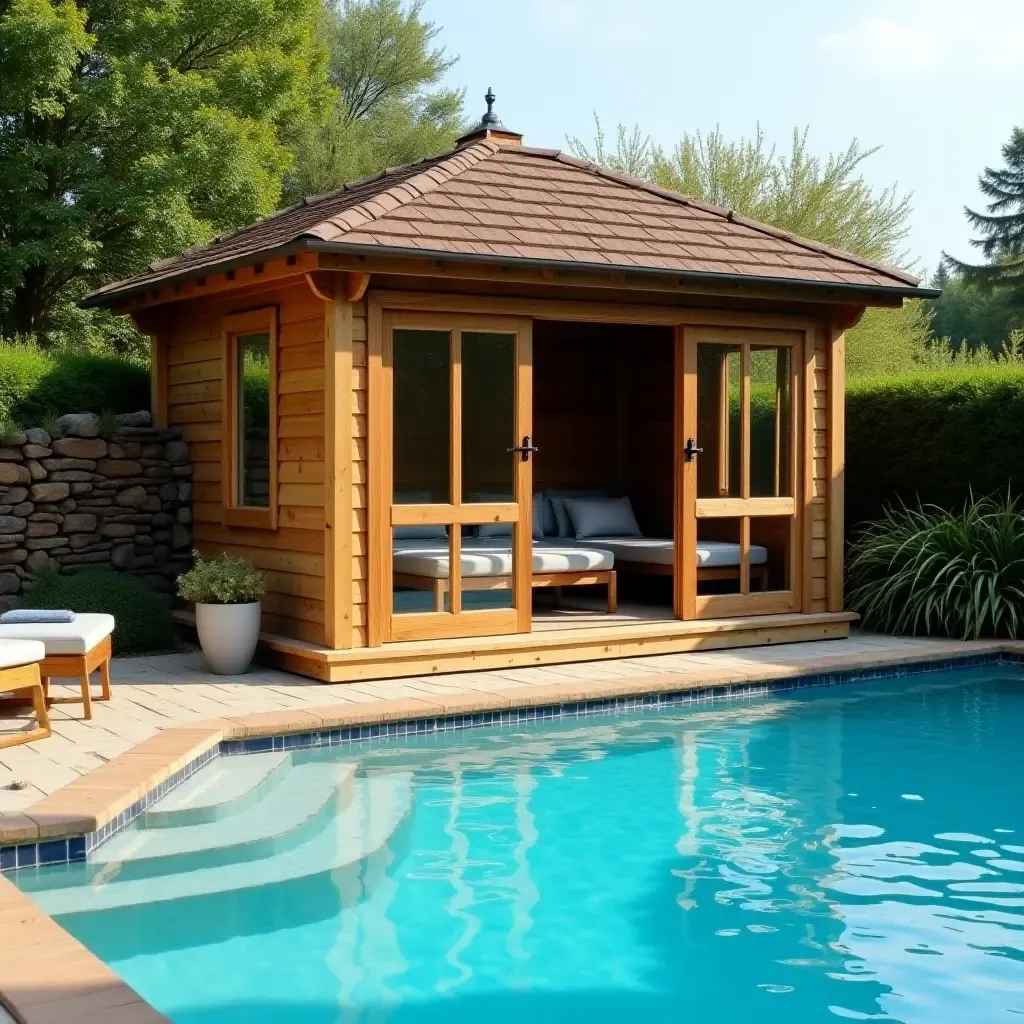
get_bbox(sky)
[427,0,1024,278]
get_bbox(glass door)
[379,311,533,643]
[680,326,805,618]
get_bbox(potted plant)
[177,552,266,674]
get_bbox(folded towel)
[0,609,76,624]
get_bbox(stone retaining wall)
[0,411,193,608]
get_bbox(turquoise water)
[15,666,1024,1022]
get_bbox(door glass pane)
[697,517,744,595]
[750,515,793,593]
[237,332,271,507]
[393,329,450,503]
[750,346,792,498]
[463,332,515,503]
[696,344,741,498]
[460,524,515,611]
[392,528,454,615]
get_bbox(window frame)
[222,306,278,530]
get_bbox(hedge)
[846,365,1024,530]
[0,344,149,425]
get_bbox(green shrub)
[0,341,149,423]
[847,493,1024,640]
[23,570,176,655]
[177,552,266,605]
[846,364,1024,529]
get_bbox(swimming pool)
[13,664,1024,1023]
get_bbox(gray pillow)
[393,491,447,540]
[545,489,608,537]
[563,496,642,539]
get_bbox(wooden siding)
[810,323,829,612]
[350,296,369,647]
[165,277,328,645]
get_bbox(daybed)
[392,539,617,613]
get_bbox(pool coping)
[1,638,1022,1022]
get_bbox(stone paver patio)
[0,632,1007,820]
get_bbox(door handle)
[683,437,703,461]
[508,435,539,462]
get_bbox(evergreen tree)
[945,127,1024,309]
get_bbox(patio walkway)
[0,632,1008,820]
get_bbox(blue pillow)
[544,490,609,537]
[563,496,642,540]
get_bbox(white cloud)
[820,0,1024,76]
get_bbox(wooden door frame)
[368,300,533,644]
[678,324,810,619]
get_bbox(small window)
[223,307,277,529]
[237,332,271,507]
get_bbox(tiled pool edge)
[2,641,1018,871]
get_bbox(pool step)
[26,772,414,915]
[90,760,358,875]
[141,751,292,828]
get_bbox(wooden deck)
[171,609,858,682]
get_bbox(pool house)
[83,98,935,683]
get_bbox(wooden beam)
[114,253,318,313]
[827,319,846,612]
[324,294,354,649]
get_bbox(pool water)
[14,666,1024,1023]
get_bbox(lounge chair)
[0,614,115,720]
[0,640,50,749]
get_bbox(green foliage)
[0,0,329,340]
[178,552,266,605]
[0,340,149,422]
[284,0,465,199]
[925,269,1020,355]
[847,493,1024,640]
[24,569,175,654]
[568,117,912,265]
[945,126,1024,310]
[845,302,935,377]
[846,364,1024,529]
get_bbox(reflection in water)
[20,669,1024,1023]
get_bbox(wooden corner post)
[312,271,366,650]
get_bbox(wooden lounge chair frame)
[0,661,51,749]
[394,570,618,614]
[39,634,113,721]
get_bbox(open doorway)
[531,319,676,628]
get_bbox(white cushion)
[561,538,768,568]
[0,613,115,655]
[543,490,608,537]
[0,640,46,669]
[393,540,614,579]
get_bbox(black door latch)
[684,437,703,461]
[507,435,540,462]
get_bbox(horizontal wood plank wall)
[351,296,369,647]
[166,277,328,644]
[810,323,829,611]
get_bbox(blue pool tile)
[16,844,36,868]
[0,847,14,871]
[37,839,67,866]
[68,836,86,861]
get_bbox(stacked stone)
[0,411,193,608]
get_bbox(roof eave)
[307,241,940,302]
[82,237,940,310]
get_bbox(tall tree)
[568,117,912,265]
[945,127,1024,309]
[0,0,328,341]
[285,0,465,200]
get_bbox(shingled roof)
[84,138,929,306]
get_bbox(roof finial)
[455,88,523,147]
[482,87,498,126]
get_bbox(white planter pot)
[195,601,261,675]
